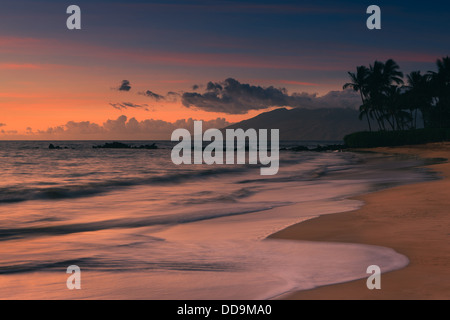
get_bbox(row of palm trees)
[344,56,450,131]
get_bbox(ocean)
[0,140,438,299]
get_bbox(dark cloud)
[182,78,290,114]
[181,78,360,114]
[117,80,131,91]
[192,84,199,90]
[0,123,6,127]
[109,102,150,111]
[138,90,180,103]
[138,90,165,101]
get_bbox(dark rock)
[93,142,158,149]
[93,142,131,149]
[137,143,158,149]
[49,144,62,149]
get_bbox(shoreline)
[268,142,450,300]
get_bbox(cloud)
[165,91,180,103]
[41,121,104,135]
[181,78,360,114]
[20,116,232,140]
[138,90,180,102]
[109,102,150,111]
[1,129,17,134]
[117,80,131,91]
[101,116,231,137]
[181,78,289,114]
[137,90,165,101]
[0,123,6,127]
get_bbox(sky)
[1,0,449,139]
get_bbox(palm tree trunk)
[374,109,385,130]
[359,92,372,132]
[366,114,372,131]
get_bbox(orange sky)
[1,1,446,139]
[0,60,286,133]
[0,37,337,138]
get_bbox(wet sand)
[269,142,450,300]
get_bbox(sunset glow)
[1,1,448,139]
[0,0,449,303]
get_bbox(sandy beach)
[269,142,450,300]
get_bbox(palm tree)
[405,71,431,128]
[343,66,372,131]
[383,59,404,86]
[428,56,450,127]
[384,85,410,130]
[366,61,387,130]
[436,56,450,83]
[365,59,404,130]
[345,56,450,133]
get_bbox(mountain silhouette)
[225,107,372,141]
